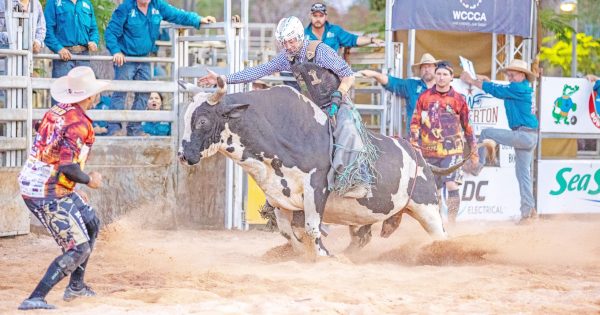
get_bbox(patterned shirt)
[225,40,353,84]
[410,86,476,158]
[19,103,95,199]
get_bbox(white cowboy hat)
[501,59,537,82]
[50,66,110,104]
[411,53,439,73]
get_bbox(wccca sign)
[392,0,533,37]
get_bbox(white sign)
[455,167,522,221]
[537,160,600,214]
[452,80,511,135]
[540,77,600,133]
[459,56,476,80]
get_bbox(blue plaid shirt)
[226,40,353,84]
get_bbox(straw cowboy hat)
[50,66,110,104]
[411,53,439,73]
[501,59,537,82]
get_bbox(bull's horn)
[428,143,489,176]
[207,76,227,106]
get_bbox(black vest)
[289,41,341,107]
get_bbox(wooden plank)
[0,137,27,151]
[0,108,27,121]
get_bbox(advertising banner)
[537,160,600,214]
[456,167,522,221]
[452,80,510,135]
[539,77,600,134]
[392,0,533,37]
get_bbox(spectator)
[305,3,383,53]
[358,53,439,136]
[411,61,477,224]
[105,0,215,136]
[141,92,170,136]
[17,66,107,310]
[91,94,122,136]
[44,0,98,82]
[1,0,45,52]
[460,59,538,224]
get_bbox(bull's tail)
[428,141,496,176]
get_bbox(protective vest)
[289,41,341,107]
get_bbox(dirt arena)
[1,213,600,314]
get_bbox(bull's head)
[179,77,249,165]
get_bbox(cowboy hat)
[501,59,537,82]
[50,66,110,104]
[411,53,439,73]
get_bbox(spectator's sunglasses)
[311,3,327,13]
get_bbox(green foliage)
[196,0,225,20]
[539,32,600,76]
[39,0,115,45]
[538,8,576,42]
[93,0,116,44]
[368,0,385,11]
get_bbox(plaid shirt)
[19,103,95,198]
[410,86,476,158]
[225,40,353,84]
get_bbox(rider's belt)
[65,45,88,53]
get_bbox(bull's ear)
[221,103,249,119]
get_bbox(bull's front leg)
[274,208,305,254]
[303,170,330,257]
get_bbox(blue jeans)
[51,51,91,78]
[477,128,538,218]
[51,52,91,104]
[111,61,150,136]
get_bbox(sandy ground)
[1,214,600,315]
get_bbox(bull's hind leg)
[274,208,305,254]
[380,210,405,238]
[303,171,330,257]
[407,201,447,240]
[344,225,373,254]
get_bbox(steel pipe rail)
[32,54,175,63]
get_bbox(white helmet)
[275,16,304,54]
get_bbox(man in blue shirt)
[460,59,539,224]
[358,53,439,136]
[105,0,215,135]
[44,0,98,80]
[304,3,383,53]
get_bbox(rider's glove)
[329,90,343,117]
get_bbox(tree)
[539,32,600,76]
[368,0,385,11]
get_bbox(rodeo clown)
[198,16,377,199]
[17,66,107,310]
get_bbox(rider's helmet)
[275,16,304,56]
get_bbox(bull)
[179,78,462,257]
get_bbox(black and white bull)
[179,80,451,257]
